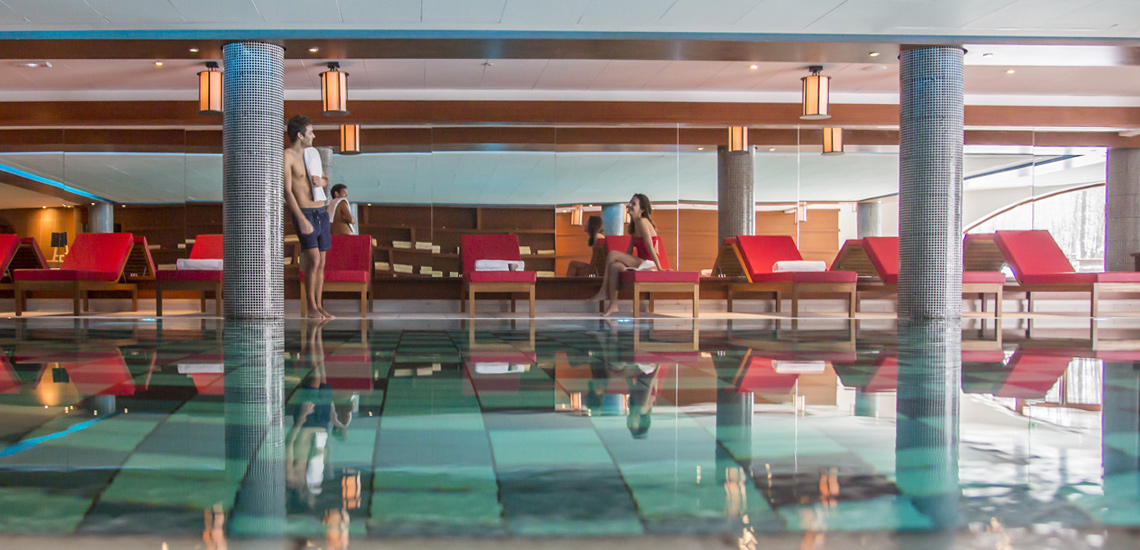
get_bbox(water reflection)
[0,317,1138,543]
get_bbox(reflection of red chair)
[832,237,1005,316]
[0,354,18,394]
[301,234,373,317]
[604,235,700,318]
[14,233,137,316]
[733,353,800,397]
[962,349,1070,399]
[995,230,1140,317]
[26,351,135,401]
[461,234,535,318]
[156,234,223,316]
[325,344,373,390]
[835,352,898,394]
[727,236,857,317]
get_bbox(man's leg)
[302,248,322,318]
[316,250,335,318]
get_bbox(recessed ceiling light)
[982,52,994,57]
[309,47,319,53]
[189,48,199,53]
[154,61,163,67]
[1006,69,1016,74]
[14,61,52,68]
[749,64,759,70]
[769,148,776,152]
[697,147,704,151]
[868,52,880,57]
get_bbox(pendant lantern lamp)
[728,126,749,152]
[197,62,222,115]
[321,62,349,116]
[801,66,831,120]
[570,206,583,226]
[340,124,360,155]
[822,127,844,156]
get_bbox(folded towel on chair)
[474,259,525,271]
[772,260,826,272]
[636,261,657,271]
[176,258,223,271]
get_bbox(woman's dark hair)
[585,215,605,247]
[627,193,656,235]
[286,115,311,144]
[330,184,347,197]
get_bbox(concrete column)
[602,203,625,237]
[898,47,965,320]
[88,202,113,233]
[857,201,881,238]
[717,146,755,242]
[224,320,285,536]
[1106,148,1140,271]
[222,42,285,319]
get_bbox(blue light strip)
[0,417,106,458]
[0,163,108,203]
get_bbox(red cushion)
[464,271,537,283]
[60,233,135,275]
[620,270,699,283]
[1018,271,1140,284]
[734,235,803,278]
[0,234,18,275]
[605,235,632,255]
[461,234,523,274]
[156,269,222,282]
[326,234,372,271]
[189,234,223,260]
[323,269,370,283]
[14,269,121,282]
[994,230,1074,278]
[862,236,899,281]
[963,271,1006,284]
[749,271,858,283]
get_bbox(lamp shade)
[728,126,749,152]
[321,63,349,116]
[340,124,360,154]
[197,62,222,115]
[801,67,830,120]
[50,232,67,248]
[570,206,583,226]
[822,127,844,155]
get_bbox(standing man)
[327,184,357,235]
[284,115,334,319]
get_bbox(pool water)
[0,317,1137,548]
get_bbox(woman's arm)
[636,218,665,270]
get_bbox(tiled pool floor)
[0,317,1138,548]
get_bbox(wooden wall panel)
[0,207,80,260]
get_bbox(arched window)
[968,185,1104,272]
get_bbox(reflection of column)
[853,388,878,417]
[88,203,113,233]
[716,388,753,463]
[1105,149,1140,272]
[222,42,285,319]
[602,204,625,237]
[857,201,881,238]
[895,320,961,530]
[898,47,964,320]
[91,395,116,416]
[1103,361,1140,476]
[224,320,285,537]
[717,145,755,243]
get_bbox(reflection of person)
[326,184,357,236]
[594,353,664,439]
[565,216,605,277]
[588,194,665,317]
[284,114,334,319]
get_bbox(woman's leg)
[601,261,629,316]
[566,260,589,277]
[588,251,642,301]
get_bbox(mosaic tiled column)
[1106,148,1140,272]
[899,47,965,320]
[895,320,961,528]
[88,202,113,233]
[224,320,285,536]
[1103,361,1140,477]
[857,201,881,238]
[717,146,755,242]
[222,42,284,319]
[602,203,625,236]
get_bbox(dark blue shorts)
[294,207,331,252]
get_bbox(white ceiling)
[0,0,1138,39]
[0,149,1104,207]
[0,181,76,209]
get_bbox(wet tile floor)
[0,317,1138,549]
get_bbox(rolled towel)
[772,260,827,272]
[176,258,223,271]
[474,259,525,272]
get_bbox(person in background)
[327,184,357,236]
[564,215,605,277]
[588,193,665,317]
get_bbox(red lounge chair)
[1,236,48,293]
[301,234,374,317]
[832,236,1006,317]
[994,229,1140,317]
[726,235,857,317]
[461,234,536,318]
[13,232,137,316]
[155,234,223,316]
[0,234,18,293]
[604,235,700,318]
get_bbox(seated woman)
[565,215,606,277]
[588,193,665,317]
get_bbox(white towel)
[474,363,530,374]
[325,197,357,234]
[176,258,223,271]
[176,363,224,374]
[773,360,827,374]
[474,259,525,272]
[772,260,827,272]
[636,261,657,271]
[303,147,327,202]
